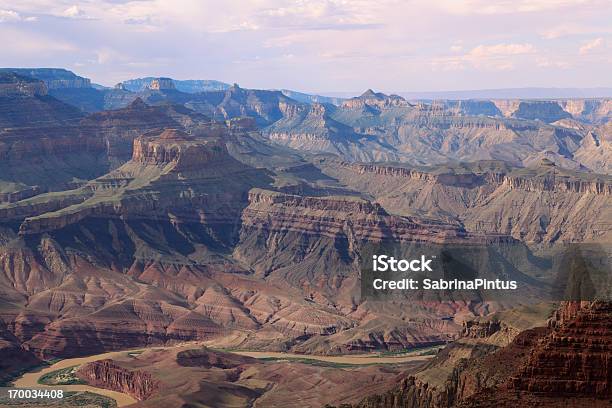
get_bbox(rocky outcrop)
[76,359,159,400]
[0,322,42,385]
[241,189,466,244]
[558,98,611,124]
[0,68,91,90]
[149,77,176,91]
[511,301,612,399]
[78,98,184,166]
[342,89,411,110]
[339,160,611,195]
[511,101,572,122]
[323,159,611,243]
[348,301,612,408]
[132,129,228,170]
[0,186,41,204]
[439,100,503,117]
[462,320,501,338]
[0,73,47,97]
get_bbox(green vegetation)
[38,365,86,385]
[377,344,444,357]
[258,356,380,368]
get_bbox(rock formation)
[342,301,611,408]
[319,158,611,243]
[77,359,159,400]
[149,77,176,91]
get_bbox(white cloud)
[0,9,20,22]
[0,9,36,22]
[62,5,86,18]
[579,37,604,54]
[468,43,536,57]
[0,0,609,90]
[431,43,537,72]
[541,23,612,39]
[435,0,593,15]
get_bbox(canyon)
[0,68,610,407]
[343,301,611,408]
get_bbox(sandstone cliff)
[344,301,611,408]
[77,359,159,400]
[319,158,611,243]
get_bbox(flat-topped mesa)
[512,100,572,122]
[342,162,485,188]
[492,99,573,123]
[132,129,228,170]
[244,189,469,243]
[342,89,411,110]
[0,68,91,90]
[558,98,612,123]
[0,73,48,97]
[341,161,612,195]
[149,77,176,90]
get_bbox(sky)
[0,0,611,94]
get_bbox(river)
[12,345,433,407]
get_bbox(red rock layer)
[243,189,469,244]
[76,359,159,401]
[511,301,612,399]
[344,301,612,408]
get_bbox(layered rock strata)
[77,359,159,400]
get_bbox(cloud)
[62,5,87,18]
[435,0,593,15]
[0,0,609,91]
[0,9,37,22]
[431,43,537,72]
[256,0,386,31]
[579,37,604,54]
[541,23,612,39]
[468,43,536,57]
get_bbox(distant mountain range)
[390,88,612,100]
[1,67,611,407]
[117,77,231,93]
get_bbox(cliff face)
[320,159,611,243]
[511,301,612,399]
[76,359,159,400]
[348,301,612,408]
[511,100,572,122]
[240,189,465,245]
[78,98,184,166]
[12,124,262,237]
[0,73,48,97]
[0,68,91,90]
[342,89,411,110]
[558,98,612,124]
[132,129,228,170]
[149,78,176,90]
[344,161,611,196]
